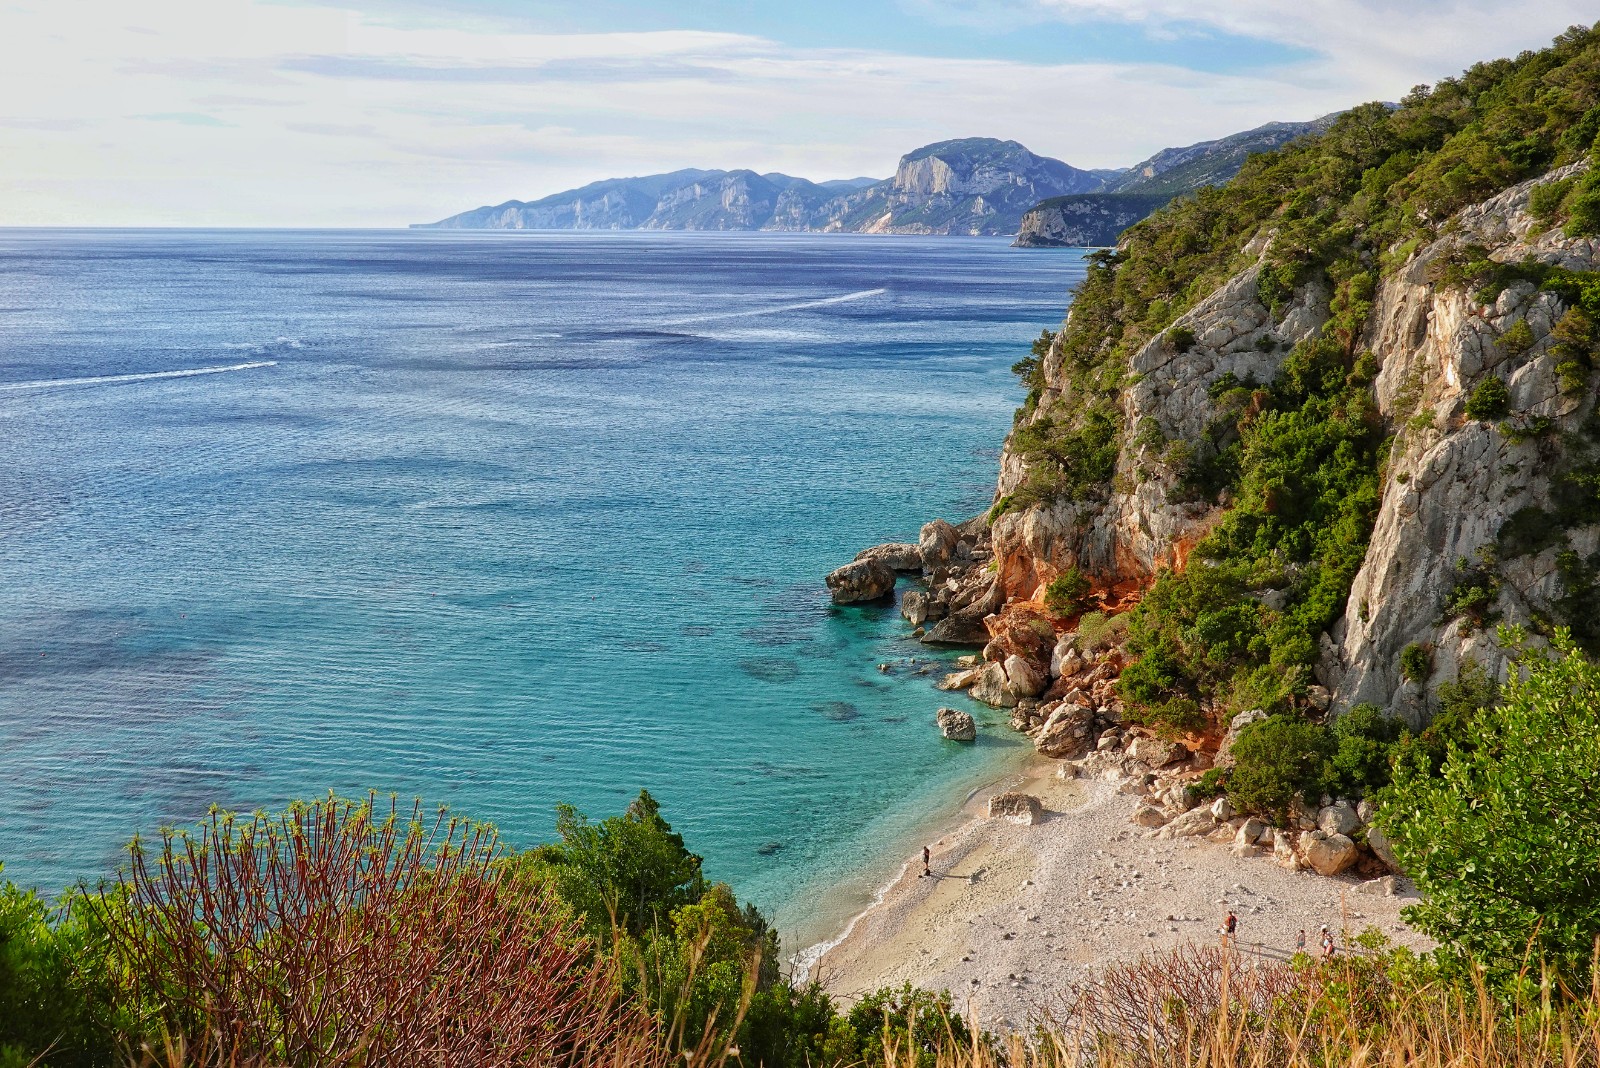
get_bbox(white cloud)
[0,0,1589,225]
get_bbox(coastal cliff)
[837,30,1600,871]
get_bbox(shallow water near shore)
[0,228,1083,935]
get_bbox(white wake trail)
[0,360,278,392]
[663,288,886,326]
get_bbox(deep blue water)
[0,229,1083,942]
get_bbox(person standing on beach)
[1296,929,1306,953]
[921,845,931,878]
[1220,910,1237,947]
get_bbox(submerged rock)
[936,707,977,742]
[825,558,896,604]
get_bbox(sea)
[0,228,1086,947]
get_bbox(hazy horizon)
[1,1,1593,228]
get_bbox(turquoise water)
[0,229,1083,941]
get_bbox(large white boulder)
[1300,830,1359,876]
[987,792,1043,825]
[1318,801,1362,837]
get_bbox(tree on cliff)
[1380,631,1600,987]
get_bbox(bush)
[843,984,974,1068]
[109,794,649,1067]
[1382,632,1600,986]
[1226,714,1333,819]
[1498,318,1535,356]
[1463,376,1510,420]
[0,876,126,1068]
[1043,567,1091,617]
[1167,325,1197,352]
[1324,703,1408,798]
[1399,642,1432,684]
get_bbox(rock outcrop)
[936,707,977,742]
[824,558,896,604]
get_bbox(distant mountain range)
[1012,115,1342,247]
[415,119,1335,240]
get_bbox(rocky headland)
[820,131,1600,993]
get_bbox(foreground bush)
[108,794,655,1067]
[1383,630,1600,988]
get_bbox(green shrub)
[1167,325,1196,352]
[1463,376,1510,420]
[843,984,975,1068]
[1529,175,1576,221]
[1226,713,1333,819]
[1043,567,1091,617]
[1325,703,1408,798]
[1399,642,1432,684]
[1382,633,1600,986]
[1498,318,1535,356]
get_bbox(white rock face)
[1160,808,1218,838]
[1035,703,1096,758]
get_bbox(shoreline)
[804,755,1429,1029]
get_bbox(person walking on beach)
[921,845,931,878]
[1220,910,1238,947]
[1320,925,1335,959]
[1296,929,1306,954]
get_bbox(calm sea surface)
[0,229,1084,943]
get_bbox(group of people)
[1220,911,1340,959]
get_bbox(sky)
[0,0,1594,226]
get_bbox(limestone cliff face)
[1325,163,1600,722]
[992,238,1331,601]
[990,165,1600,723]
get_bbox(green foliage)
[1444,560,1501,628]
[843,984,973,1068]
[1498,317,1536,357]
[1167,325,1197,352]
[1400,642,1432,684]
[1382,633,1600,986]
[1324,703,1407,798]
[1463,376,1510,420]
[1010,329,1053,402]
[1226,714,1333,819]
[1003,402,1121,508]
[531,789,706,940]
[0,877,127,1068]
[1043,568,1091,617]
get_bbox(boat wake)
[0,361,278,392]
[662,288,886,325]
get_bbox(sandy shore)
[810,754,1427,1031]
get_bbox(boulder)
[919,519,960,568]
[1050,635,1084,678]
[1365,824,1403,872]
[969,662,1019,708]
[1003,654,1049,698]
[1215,709,1267,768]
[1300,830,1359,877]
[1210,797,1236,821]
[855,542,923,572]
[1132,804,1170,828]
[1356,799,1377,825]
[936,668,981,691]
[901,590,931,626]
[1128,735,1188,768]
[1159,808,1217,838]
[1236,817,1266,845]
[923,609,991,645]
[1273,832,1304,870]
[1318,801,1361,837]
[825,558,896,604]
[1355,875,1398,897]
[985,608,1057,665]
[987,792,1043,825]
[1034,703,1096,758]
[936,707,977,742]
